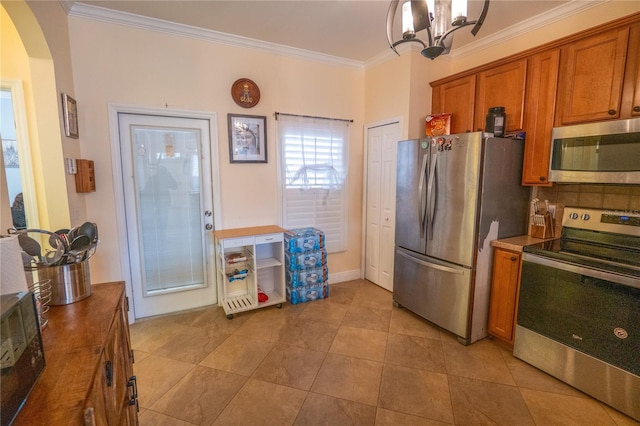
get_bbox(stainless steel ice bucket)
[36,260,91,305]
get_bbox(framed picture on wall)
[228,113,267,163]
[61,93,79,138]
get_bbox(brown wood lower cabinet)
[488,248,522,347]
[14,281,138,425]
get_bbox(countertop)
[14,281,126,426]
[213,225,285,240]
[491,234,558,252]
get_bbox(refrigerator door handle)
[426,152,438,240]
[397,249,465,275]
[418,153,429,237]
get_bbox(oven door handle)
[523,253,640,289]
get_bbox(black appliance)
[514,207,639,421]
[1,291,45,426]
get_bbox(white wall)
[67,17,365,283]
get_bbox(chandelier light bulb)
[451,0,468,25]
[402,1,415,38]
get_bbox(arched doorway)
[1,1,71,232]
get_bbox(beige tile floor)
[130,280,638,425]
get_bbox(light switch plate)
[65,158,77,174]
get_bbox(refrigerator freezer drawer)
[393,247,472,341]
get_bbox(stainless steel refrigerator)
[393,132,529,345]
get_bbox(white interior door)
[365,121,400,291]
[118,113,216,318]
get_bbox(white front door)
[118,113,216,318]
[365,121,400,291]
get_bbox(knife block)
[530,224,548,239]
[529,213,554,239]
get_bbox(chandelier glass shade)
[386,0,490,60]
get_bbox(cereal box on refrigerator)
[426,113,451,137]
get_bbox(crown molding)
[67,2,365,70]
[450,0,605,58]
[365,43,416,68]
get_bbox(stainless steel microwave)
[549,118,640,184]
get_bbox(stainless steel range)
[514,207,639,421]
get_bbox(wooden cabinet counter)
[14,281,137,426]
[488,236,557,348]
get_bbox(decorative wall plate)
[231,78,260,108]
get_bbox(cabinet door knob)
[205,223,213,230]
[539,176,546,182]
[633,106,640,112]
[608,109,617,115]
[510,256,517,261]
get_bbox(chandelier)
[386,0,490,60]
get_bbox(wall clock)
[231,78,260,108]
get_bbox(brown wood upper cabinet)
[431,74,476,134]
[521,49,560,185]
[474,59,527,133]
[430,15,640,185]
[430,60,527,135]
[555,25,640,124]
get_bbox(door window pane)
[132,127,204,293]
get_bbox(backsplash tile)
[532,184,640,233]
[535,184,640,210]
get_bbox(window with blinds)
[278,114,350,253]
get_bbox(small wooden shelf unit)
[214,225,286,319]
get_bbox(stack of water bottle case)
[285,227,329,304]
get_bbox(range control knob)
[569,212,579,220]
[581,213,591,220]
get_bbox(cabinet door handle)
[510,256,518,261]
[608,109,616,115]
[128,375,139,409]
[633,106,640,112]
[105,360,113,387]
[539,176,546,182]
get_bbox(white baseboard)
[327,269,361,285]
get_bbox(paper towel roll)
[1,234,29,295]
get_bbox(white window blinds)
[277,113,350,253]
